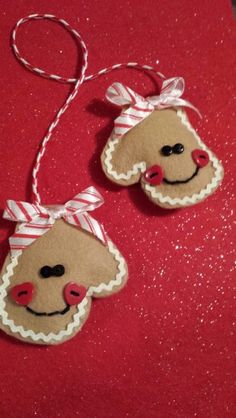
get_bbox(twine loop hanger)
[12,13,165,205]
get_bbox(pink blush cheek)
[143,165,164,185]
[10,282,35,306]
[192,149,209,168]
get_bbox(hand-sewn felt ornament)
[101,78,224,208]
[0,188,128,345]
[0,14,130,345]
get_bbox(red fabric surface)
[0,1,235,417]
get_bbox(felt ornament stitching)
[101,81,224,209]
[0,14,130,345]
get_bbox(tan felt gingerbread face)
[101,108,224,208]
[0,220,127,345]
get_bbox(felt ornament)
[0,190,128,345]
[0,14,130,345]
[101,79,224,208]
[0,13,224,345]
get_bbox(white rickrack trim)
[11,13,165,205]
[103,109,223,206]
[87,240,126,295]
[104,138,147,180]
[0,240,127,343]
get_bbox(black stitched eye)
[173,143,184,154]
[53,264,65,277]
[161,145,172,156]
[40,264,65,278]
[40,265,52,278]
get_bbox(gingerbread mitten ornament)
[101,78,224,208]
[0,15,128,345]
[0,188,127,345]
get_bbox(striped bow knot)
[106,77,201,138]
[3,187,107,258]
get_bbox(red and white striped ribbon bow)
[106,77,201,138]
[3,187,107,258]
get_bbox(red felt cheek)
[143,165,164,185]
[192,149,209,168]
[10,282,34,306]
[64,282,87,306]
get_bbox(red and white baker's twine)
[12,14,165,205]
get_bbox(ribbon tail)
[159,98,202,118]
[113,102,154,138]
[66,186,104,214]
[9,217,55,258]
[66,213,107,245]
[175,98,202,118]
[106,82,144,107]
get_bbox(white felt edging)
[103,109,223,206]
[0,239,127,343]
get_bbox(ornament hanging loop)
[12,14,165,205]
[12,14,89,205]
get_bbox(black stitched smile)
[26,304,70,317]
[163,166,199,185]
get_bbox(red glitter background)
[0,1,235,417]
